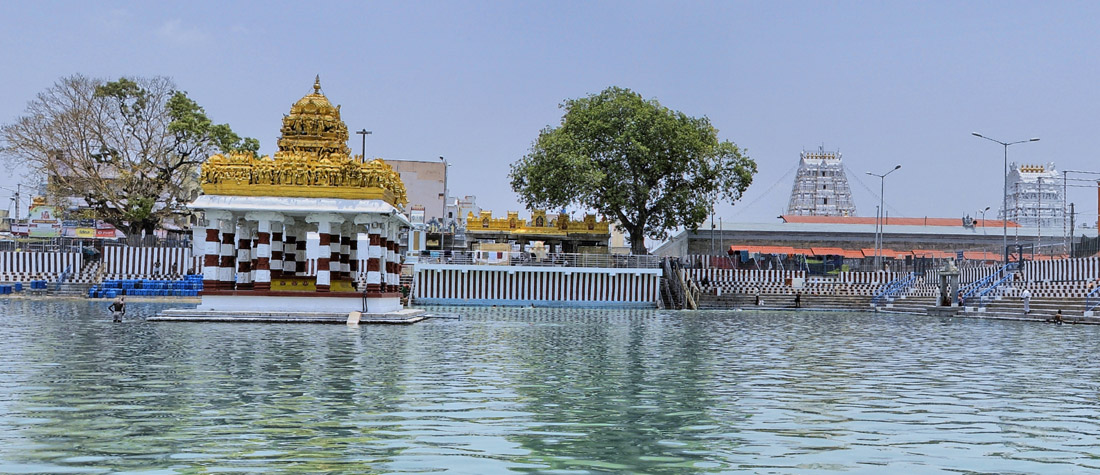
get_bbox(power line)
[845,165,902,217]
[729,161,798,218]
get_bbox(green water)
[1,299,1099,473]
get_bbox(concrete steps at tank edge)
[696,290,1100,324]
[696,292,871,311]
[50,282,95,297]
[961,296,1089,319]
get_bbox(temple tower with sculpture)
[161,78,416,319]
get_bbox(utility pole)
[1037,176,1042,258]
[710,213,715,255]
[1063,170,1068,256]
[1070,203,1076,257]
[355,129,372,163]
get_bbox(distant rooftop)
[779,215,1020,228]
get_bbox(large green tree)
[0,74,258,236]
[510,86,756,254]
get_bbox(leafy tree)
[0,74,258,236]
[510,86,756,254]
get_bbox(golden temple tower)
[276,76,351,157]
[199,77,406,206]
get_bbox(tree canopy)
[0,74,258,236]
[509,86,756,254]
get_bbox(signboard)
[409,205,425,225]
[28,205,61,238]
[94,220,122,239]
[75,228,96,238]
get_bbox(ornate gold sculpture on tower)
[200,77,407,206]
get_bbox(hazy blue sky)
[2,1,1098,232]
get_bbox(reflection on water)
[1,300,1099,472]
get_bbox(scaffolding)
[786,147,857,216]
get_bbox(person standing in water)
[109,296,126,322]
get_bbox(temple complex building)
[1003,162,1065,229]
[786,147,857,217]
[187,77,411,314]
[464,210,610,254]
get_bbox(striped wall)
[1022,256,1100,282]
[687,269,805,284]
[413,264,662,308]
[0,252,82,275]
[924,266,1000,286]
[102,247,197,276]
[685,268,905,285]
[107,247,332,279]
[833,272,903,284]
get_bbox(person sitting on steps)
[1047,309,1064,325]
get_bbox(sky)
[2,1,1099,237]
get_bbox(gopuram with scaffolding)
[786,147,857,217]
[157,78,420,322]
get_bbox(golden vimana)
[200,76,407,206]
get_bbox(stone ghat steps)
[52,282,95,297]
[875,295,938,314]
[969,297,1089,317]
[151,308,427,324]
[697,293,871,310]
[881,296,1095,320]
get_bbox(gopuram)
[163,78,416,320]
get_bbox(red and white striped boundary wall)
[923,266,1000,286]
[107,247,336,280]
[687,269,805,284]
[0,251,82,277]
[685,268,905,285]
[832,272,903,284]
[413,265,662,307]
[1022,257,1100,283]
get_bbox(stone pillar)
[385,222,398,292]
[235,221,254,290]
[378,223,389,293]
[329,225,342,286]
[349,228,360,286]
[218,214,237,290]
[203,210,232,291]
[270,221,284,279]
[306,213,342,292]
[281,220,297,276]
[339,223,352,281]
[354,215,381,292]
[367,227,381,292]
[395,226,406,290]
[246,212,284,291]
[294,224,307,276]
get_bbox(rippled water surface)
[2,299,1100,473]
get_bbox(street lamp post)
[439,156,448,223]
[866,164,901,270]
[979,206,990,235]
[972,133,1039,265]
